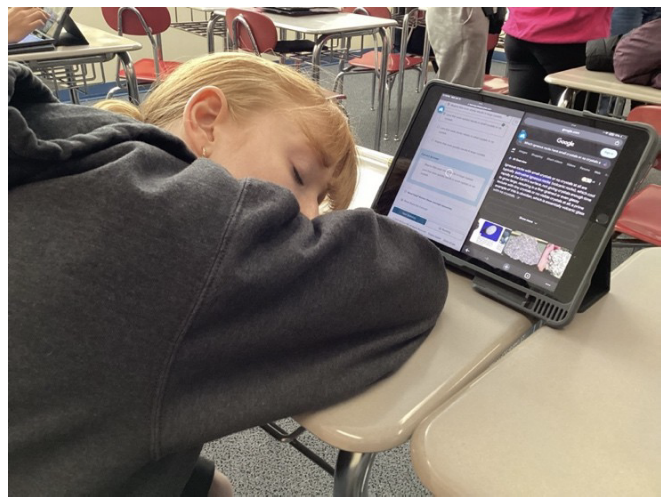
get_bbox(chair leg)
[106,86,122,100]
[333,71,347,93]
[415,67,423,93]
[384,78,393,140]
[394,72,404,141]
[370,71,377,111]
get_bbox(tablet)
[8,7,87,55]
[373,81,659,327]
[8,32,56,54]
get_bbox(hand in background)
[8,7,49,43]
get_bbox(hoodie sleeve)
[157,178,448,456]
[614,19,662,88]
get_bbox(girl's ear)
[181,86,230,157]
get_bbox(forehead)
[248,111,323,163]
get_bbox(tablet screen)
[17,33,49,44]
[387,93,628,292]
[42,7,69,38]
[373,82,656,322]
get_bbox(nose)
[299,196,320,219]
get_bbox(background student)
[503,7,613,106]
[8,7,48,43]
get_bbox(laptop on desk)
[373,81,659,327]
[8,7,87,55]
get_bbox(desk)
[293,147,535,496]
[411,247,661,496]
[194,8,397,152]
[9,25,142,104]
[545,66,661,108]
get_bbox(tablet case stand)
[56,16,88,47]
[472,240,611,324]
[576,240,611,313]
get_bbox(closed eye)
[292,167,304,186]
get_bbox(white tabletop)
[8,24,142,63]
[295,147,534,453]
[411,247,661,496]
[255,11,396,34]
[545,66,661,104]
[348,147,391,209]
[194,8,396,34]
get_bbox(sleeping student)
[8,53,448,496]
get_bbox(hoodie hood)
[8,61,195,190]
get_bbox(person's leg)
[485,48,495,74]
[641,7,661,24]
[208,470,233,497]
[505,35,550,103]
[611,7,643,36]
[428,7,487,87]
[532,42,590,108]
[181,456,233,497]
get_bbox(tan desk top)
[8,25,142,64]
[545,66,661,104]
[296,270,534,453]
[297,148,533,453]
[411,247,661,496]
[193,8,397,33]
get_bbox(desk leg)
[374,27,391,151]
[207,13,222,53]
[420,29,431,92]
[312,33,336,84]
[394,29,409,141]
[556,88,577,109]
[333,451,376,497]
[117,52,140,105]
[64,67,81,104]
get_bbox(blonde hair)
[95,52,357,210]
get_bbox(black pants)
[505,35,595,109]
[181,456,215,496]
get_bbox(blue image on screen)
[480,221,503,242]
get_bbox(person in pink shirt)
[503,7,613,106]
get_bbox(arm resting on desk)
[158,184,449,455]
[614,18,661,89]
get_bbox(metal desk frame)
[9,24,141,104]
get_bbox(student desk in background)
[291,146,536,496]
[546,66,661,109]
[9,24,142,105]
[411,247,661,496]
[192,7,397,152]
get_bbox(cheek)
[212,148,293,190]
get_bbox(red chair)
[102,7,181,95]
[334,7,423,139]
[482,33,509,95]
[613,105,661,247]
[225,8,317,62]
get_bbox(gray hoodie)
[8,62,448,496]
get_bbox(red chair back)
[226,8,277,54]
[487,33,499,52]
[342,7,391,18]
[363,7,392,19]
[627,105,661,135]
[102,7,171,36]
[627,105,661,170]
